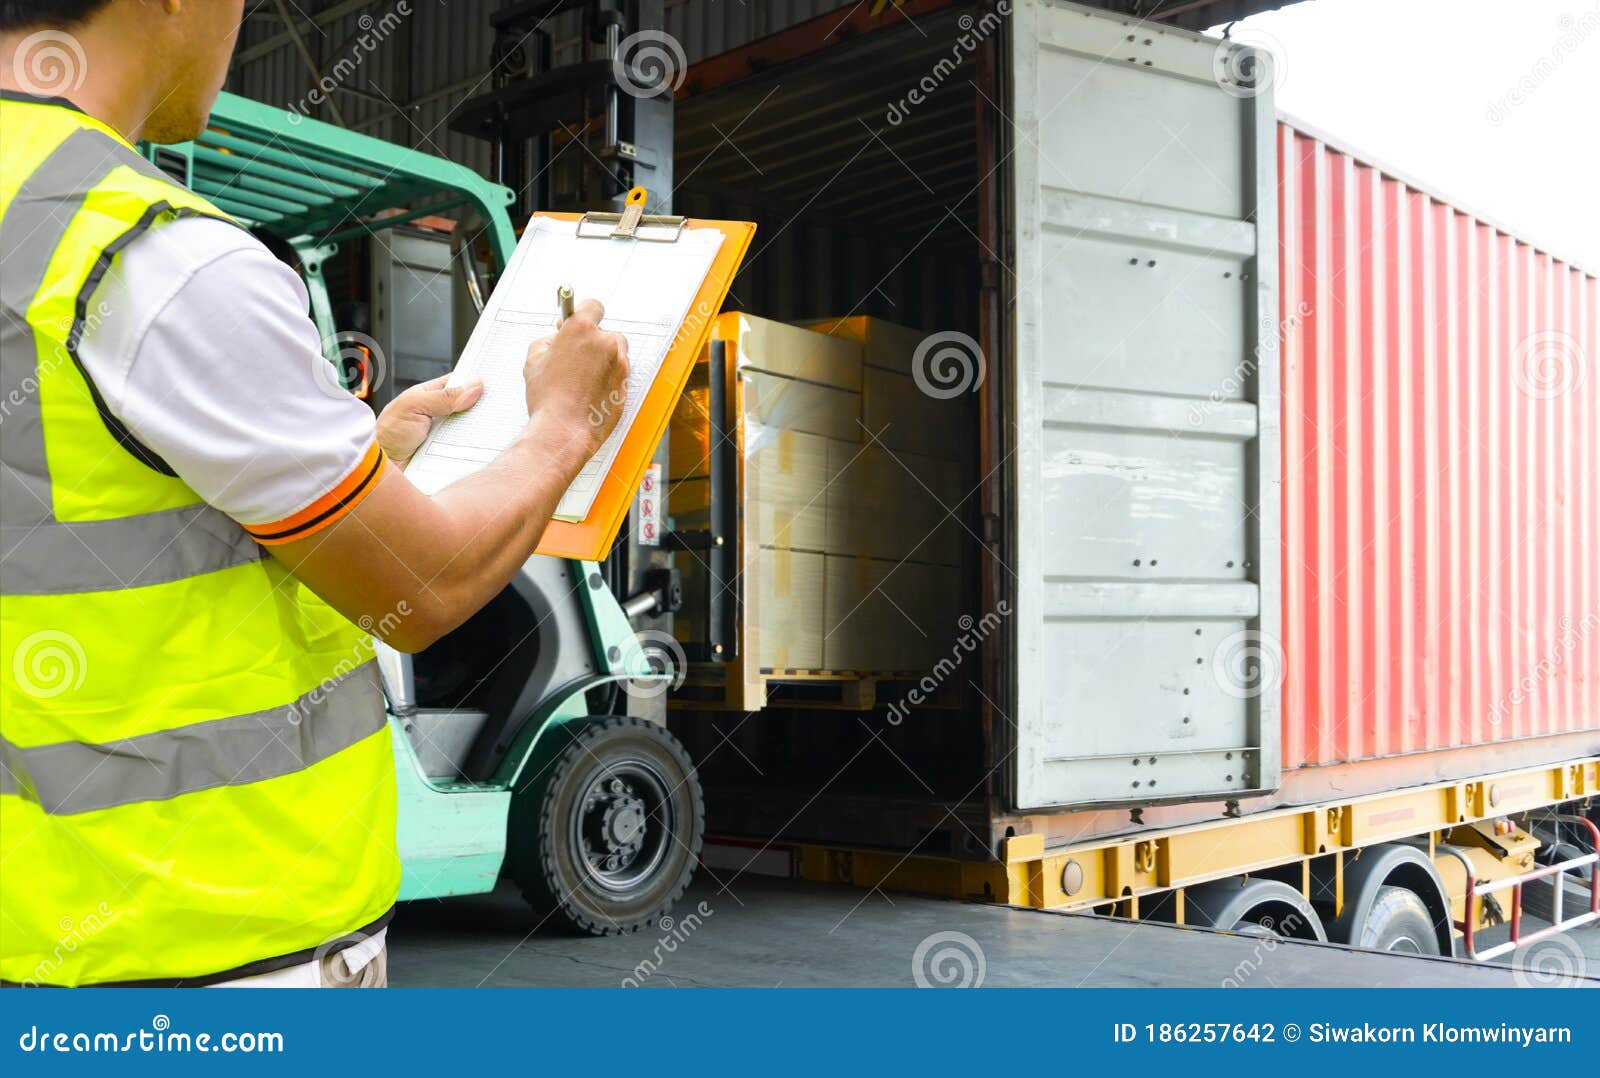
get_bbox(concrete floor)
[387,873,1599,987]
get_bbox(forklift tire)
[507,715,704,936]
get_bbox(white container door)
[1009,0,1280,809]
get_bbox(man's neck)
[0,24,166,144]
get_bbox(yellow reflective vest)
[0,92,399,986]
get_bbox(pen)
[556,284,575,327]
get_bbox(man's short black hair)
[0,1,113,32]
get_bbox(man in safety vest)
[0,0,628,986]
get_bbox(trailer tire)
[1319,843,1456,956]
[1180,878,1327,940]
[1353,886,1441,955]
[507,715,704,936]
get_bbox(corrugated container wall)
[1278,123,1599,771]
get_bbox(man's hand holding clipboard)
[519,293,630,481]
[403,198,754,561]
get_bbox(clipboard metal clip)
[577,186,686,242]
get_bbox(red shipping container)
[1279,121,1599,772]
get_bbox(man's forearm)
[271,414,595,652]
[417,418,592,628]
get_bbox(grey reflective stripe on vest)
[1,502,266,595]
[0,663,386,815]
[0,128,112,528]
[0,126,266,595]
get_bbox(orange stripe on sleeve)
[244,439,386,546]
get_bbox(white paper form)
[404,215,725,522]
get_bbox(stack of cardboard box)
[669,313,965,686]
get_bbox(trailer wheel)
[507,715,704,936]
[1179,878,1327,940]
[1353,885,1441,955]
[1319,844,1455,956]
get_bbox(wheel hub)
[573,762,673,892]
[601,795,647,851]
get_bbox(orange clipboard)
[532,200,754,562]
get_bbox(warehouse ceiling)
[675,7,981,235]
[231,1,1302,87]
[230,1,1304,229]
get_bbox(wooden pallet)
[671,663,960,713]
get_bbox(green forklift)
[143,90,705,935]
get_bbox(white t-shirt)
[211,929,387,988]
[78,215,383,543]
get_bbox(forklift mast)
[453,1,675,219]
[452,0,683,710]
